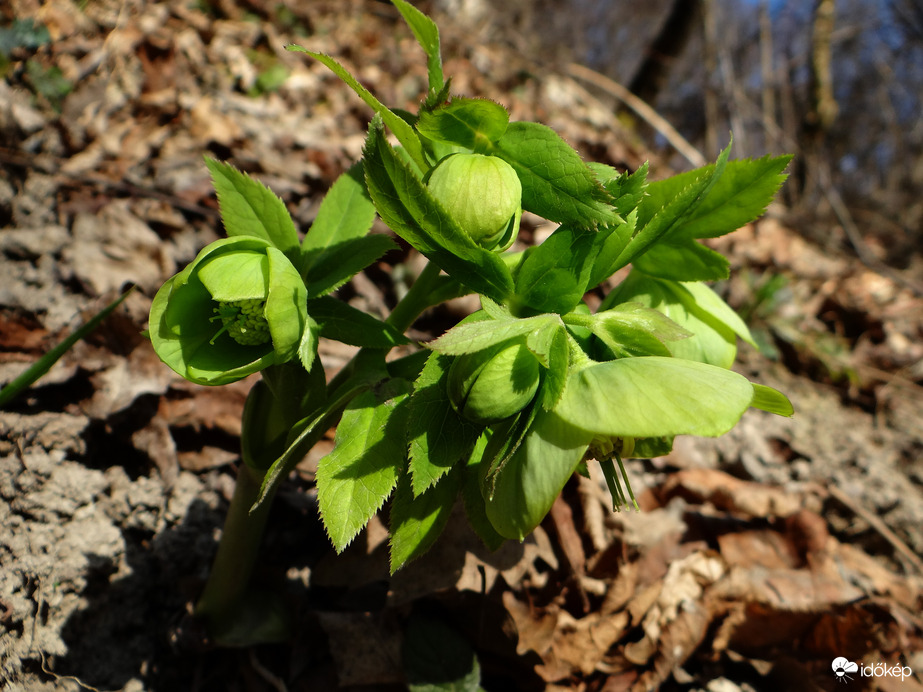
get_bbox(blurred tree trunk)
[702,0,720,158]
[796,0,838,201]
[759,0,777,149]
[702,0,746,157]
[808,0,839,133]
[779,65,802,207]
[629,0,703,105]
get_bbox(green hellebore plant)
[149,236,311,386]
[426,153,523,250]
[138,2,798,660]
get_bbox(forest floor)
[1,1,922,691]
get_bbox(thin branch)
[828,485,923,576]
[815,161,923,297]
[567,62,707,168]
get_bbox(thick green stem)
[195,461,273,633]
[385,259,442,333]
[327,258,443,396]
[194,257,447,642]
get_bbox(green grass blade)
[0,287,134,408]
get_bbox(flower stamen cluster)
[209,299,271,346]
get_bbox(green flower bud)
[148,237,311,385]
[427,153,522,250]
[448,341,540,424]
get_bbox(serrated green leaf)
[426,313,560,356]
[363,119,514,302]
[316,380,412,552]
[612,141,731,272]
[205,158,299,261]
[483,408,590,540]
[390,466,460,572]
[586,215,634,288]
[255,375,377,510]
[301,164,378,285]
[587,161,618,185]
[478,294,510,321]
[514,225,597,314]
[416,97,509,151]
[289,46,427,170]
[663,154,791,240]
[309,295,409,348]
[460,434,506,551]
[556,357,756,439]
[391,0,444,105]
[603,272,741,367]
[305,234,397,297]
[494,121,619,229]
[632,238,730,282]
[582,302,690,359]
[408,352,482,495]
[600,161,649,216]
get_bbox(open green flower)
[481,355,794,539]
[148,236,312,385]
[426,153,522,250]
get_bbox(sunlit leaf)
[316,380,411,552]
[205,158,300,262]
[494,122,619,229]
[390,466,460,572]
[555,357,755,438]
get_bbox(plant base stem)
[195,461,274,638]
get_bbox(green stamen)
[209,299,271,346]
[591,437,640,512]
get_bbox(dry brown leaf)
[131,415,177,484]
[188,96,243,146]
[717,529,802,570]
[550,494,587,577]
[537,610,631,681]
[157,376,252,437]
[600,561,639,616]
[630,604,711,692]
[503,592,560,658]
[833,541,923,605]
[661,467,805,518]
[627,552,726,665]
[65,201,172,295]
